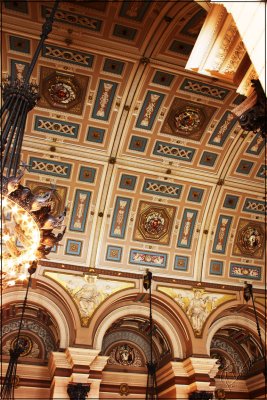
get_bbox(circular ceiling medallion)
[236,223,264,257]
[174,107,201,133]
[48,81,76,105]
[144,211,165,236]
[138,206,171,241]
[41,70,83,112]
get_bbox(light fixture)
[0,0,65,289]
[0,262,37,400]
[1,1,64,398]
[232,79,266,138]
[143,269,158,400]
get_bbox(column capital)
[67,382,90,400]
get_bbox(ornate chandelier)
[0,0,64,288]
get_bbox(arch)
[93,304,184,359]
[2,290,70,348]
[206,315,266,355]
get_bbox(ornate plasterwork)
[158,287,235,336]
[2,320,55,358]
[162,98,216,141]
[186,5,248,84]
[233,219,265,259]
[44,272,135,327]
[107,343,144,367]
[38,67,89,114]
[211,338,245,375]
[2,335,40,358]
[133,201,176,245]
[206,21,238,72]
[220,39,246,75]
[237,64,258,96]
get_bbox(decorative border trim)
[69,190,91,232]
[136,91,165,130]
[153,141,195,162]
[177,209,198,249]
[229,263,261,280]
[212,215,232,254]
[129,249,167,268]
[110,197,132,239]
[29,157,72,178]
[92,80,118,121]
[209,260,223,276]
[34,116,79,138]
[174,255,189,271]
[242,198,266,215]
[65,239,83,256]
[143,179,182,199]
[106,246,123,262]
[42,44,94,67]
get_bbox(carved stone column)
[67,382,90,400]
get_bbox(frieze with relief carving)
[107,344,144,367]
[45,272,135,327]
[158,287,235,336]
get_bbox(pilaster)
[157,357,219,399]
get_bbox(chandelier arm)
[149,283,153,365]
[2,100,26,172]
[6,102,28,177]
[23,0,60,85]
[0,95,12,118]
[12,117,28,177]
[0,270,33,400]
[1,95,22,146]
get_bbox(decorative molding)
[129,249,167,268]
[153,141,195,162]
[243,198,266,215]
[29,157,72,178]
[42,6,102,31]
[143,179,182,199]
[110,197,131,239]
[69,190,91,232]
[42,44,94,67]
[229,263,261,280]
[180,78,229,100]
[136,90,165,130]
[34,116,79,138]
[212,215,232,254]
[92,80,118,121]
[177,209,198,249]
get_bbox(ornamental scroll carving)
[107,344,144,367]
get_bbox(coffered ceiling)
[2,0,266,289]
